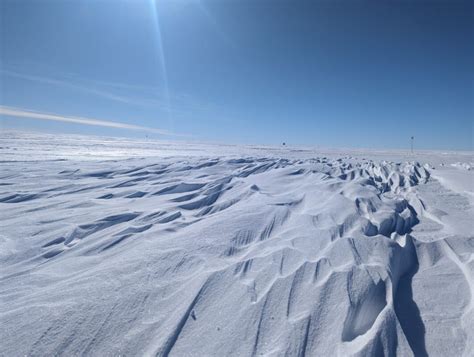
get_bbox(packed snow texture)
[0,132,473,356]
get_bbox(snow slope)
[1,132,473,356]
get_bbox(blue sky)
[0,0,473,150]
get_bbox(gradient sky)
[1,0,473,149]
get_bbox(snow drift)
[0,132,473,356]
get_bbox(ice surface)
[0,132,473,356]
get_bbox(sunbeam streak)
[149,0,173,132]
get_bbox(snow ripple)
[0,155,472,356]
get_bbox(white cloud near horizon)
[0,106,187,136]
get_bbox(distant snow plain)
[1,131,473,356]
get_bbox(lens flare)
[149,0,172,132]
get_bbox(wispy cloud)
[0,68,221,115]
[0,106,187,136]
[1,69,166,107]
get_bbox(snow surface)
[1,131,473,356]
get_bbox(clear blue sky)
[1,0,473,150]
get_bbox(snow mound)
[451,162,473,171]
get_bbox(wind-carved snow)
[0,137,473,356]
